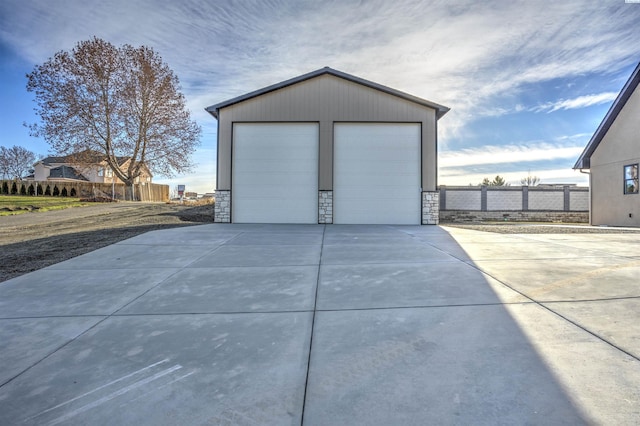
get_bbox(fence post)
[481,186,488,211]
[522,186,529,211]
[564,186,570,212]
[439,186,446,211]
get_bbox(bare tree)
[26,37,201,194]
[0,145,36,180]
[0,146,9,180]
[520,174,540,186]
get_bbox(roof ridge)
[205,67,449,119]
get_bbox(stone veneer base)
[422,191,440,225]
[318,190,333,224]
[214,190,231,223]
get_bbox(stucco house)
[206,67,449,225]
[574,62,640,227]
[31,152,152,185]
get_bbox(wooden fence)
[0,180,169,202]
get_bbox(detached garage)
[206,67,449,224]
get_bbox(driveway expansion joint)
[300,224,325,425]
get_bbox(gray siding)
[216,74,438,191]
[590,83,640,226]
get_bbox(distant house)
[31,152,152,185]
[574,62,640,227]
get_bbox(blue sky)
[1,0,640,193]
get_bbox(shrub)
[44,185,51,196]
[20,184,27,195]
[61,187,68,197]
[52,185,60,196]
[11,182,18,194]
[70,188,77,197]
[1,181,7,194]
[37,184,44,196]
[28,184,35,195]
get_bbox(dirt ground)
[0,202,214,283]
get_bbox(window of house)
[624,164,639,194]
[98,168,113,177]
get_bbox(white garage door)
[334,123,421,224]
[233,123,318,223]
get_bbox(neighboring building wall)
[33,163,50,181]
[589,83,640,227]
[439,186,589,222]
[216,74,438,192]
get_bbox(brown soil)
[0,202,214,283]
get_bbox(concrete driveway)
[1,224,639,425]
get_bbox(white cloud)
[438,135,590,186]
[439,141,585,168]
[440,168,589,187]
[533,92,619,113]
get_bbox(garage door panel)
[334,123,420,225]
[233,123,318,224]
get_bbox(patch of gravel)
[441,222,640,234]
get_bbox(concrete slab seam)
[451,242,640,365]
[537,302,640,364]
[0,266,185,389]
[300,224,326,425]
[0,316,107,389]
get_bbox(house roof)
[48,165,89,181]
[574,62,640,169]
[40,156,67,165]
[39,152,129,167]
[205,66,450,120]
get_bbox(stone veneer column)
[422,191,440,225]
[318,190,333,224]
[214,190,231,223]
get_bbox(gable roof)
[574,62,640,169]
[39,151,129,167]
[205,66,450,120]
[49,165,89,181]
[40,156,67,165]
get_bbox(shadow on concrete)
[301,225,590,424]
[0,224,623,424]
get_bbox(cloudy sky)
[1,0,640,193]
